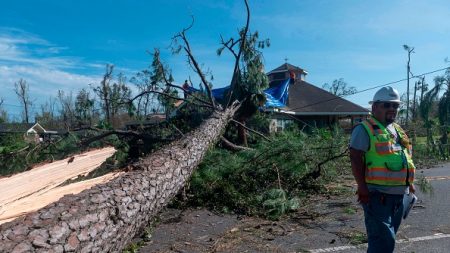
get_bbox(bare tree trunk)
[419,77,425,108]
[237,117,248,146]
[440,124,448,159]
[14,79,32,124]
[96,65,114,125]
[412,80,418,120]
[426,125,435,153]
[0,105,239,252]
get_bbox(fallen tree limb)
[303,148,349,180]
[220,136,253,151]
[231,118,271,142]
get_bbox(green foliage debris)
[174,127,351,220]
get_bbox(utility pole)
[412,80,418,120]
[403,45,414,127]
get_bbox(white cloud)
[0,65,100,104]
[0,30,83,70]
[0,28,104,116]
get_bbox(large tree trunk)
[0,105,239,252]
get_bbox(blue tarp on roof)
[263,78,290,108]
[187,78,290,108]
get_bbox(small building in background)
[265,63,369,132]
[0,122,59,143]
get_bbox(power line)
[287,67,449,112]
[1,103,22,108]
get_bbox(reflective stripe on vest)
[361,116,415,186]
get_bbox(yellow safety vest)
[360,116,415,186]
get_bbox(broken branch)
[231,118,271,142]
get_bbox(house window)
[276,119,293,131]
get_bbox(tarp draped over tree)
[187,78,290,108]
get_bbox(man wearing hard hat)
[349,86,415,253]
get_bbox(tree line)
[0,60,182,130]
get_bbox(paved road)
[309,164,450,253]
[137,163,450,253]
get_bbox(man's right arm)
[350,148,369,204]
[349,124,370,204]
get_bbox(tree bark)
[0,105,239,252]
[237,118,248,146]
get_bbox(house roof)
[267,63,308,75]
[0,123,46,133]
[278,80,369,115]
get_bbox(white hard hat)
[369,86,401,104]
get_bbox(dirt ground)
[0,147,118,224]
[138,191,367,253]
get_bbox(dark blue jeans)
[362,192,405,253]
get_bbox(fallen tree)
[0,104,239,252]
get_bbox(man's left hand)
[409,184,416,194]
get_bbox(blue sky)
[1,0,449,121]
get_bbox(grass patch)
[348,231,367,245]
[343,207,357,215]
[415,174,433,195]
[122,241,146,253]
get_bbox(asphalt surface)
[312,164,450,253]
[139,163,450,253]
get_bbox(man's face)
[372,102,400,124]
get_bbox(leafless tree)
[92,65,132,127]
[0,97,7,123]
[57,90,76,129]
[93,64,114,125]
[35,96,57,127]
[14,79,32,123]
[322,78,356,96]
[75,88,94,126]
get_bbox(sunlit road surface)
[308,165,450,253]
[0,147,119,224]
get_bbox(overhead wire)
[286,66,449,112]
